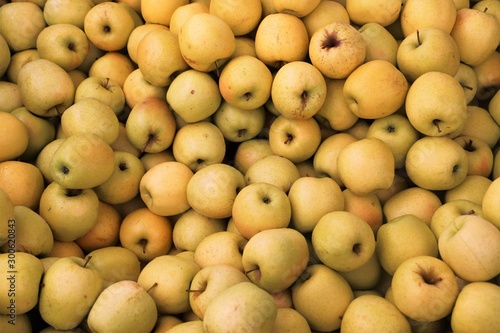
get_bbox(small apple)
[213,102,267,143]
[244,154,301,193]
[0,160,45,210]
[194,231,248,272]
[430,199,483,240]
[74,76,126,116]
[346,0,402,27]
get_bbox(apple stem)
[284,133,293,145]
[462,84,474,91]
[416,30,421,45]
[484,7,488,13]
[142,134,156,153]
[186,289,205,294]
[147,282,158,293]
[83,255,92,268]
[433,119,442,133]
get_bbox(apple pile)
[1,0,500,332]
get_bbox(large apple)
[400,0,457,37]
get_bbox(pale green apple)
[438,214,500,282]
[340,294,412,333]
[291,264,354,332]
[391,255,459,322]
[74,76,126,116]
[430,199,483,239]
[17,58,75,117]
[0,2,46,52]
[288,175,344,233]
[213,102,266,143]
[87,280,158,333]
[244,154,300,193]
[454,63,478,104]
[242,228,309,293]
[50,133,115,189]
[0,252,44,315]
[0,206,53,257]
[377,214,439,275]
[450,281,500,333]
[358,22,399,65]
[193,231,248,272]
[312,211,376,272]
[43,0,94,28]
[203,281,277,333]
[39,182,99,242]
[39,256,103,330]
[137,254,200,314]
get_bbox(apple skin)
[430,199,483,240]
[450,281,500,333]
[312,211,376,272]
[391,255,459,322]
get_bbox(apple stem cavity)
[237,129,247,138]
[321,30,340,49]
[244,92,251,101]
[83,255,92,268]
[245,267,261,281]
[468,209,476,215]
[284,133,293,145]
[432,119,442,133]
[142,133,156,153]
[352,243,362,255]
[463,139,476,152]
[66,188,82,197]
[139,239,148,254]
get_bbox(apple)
[74,76,126,116]
[450,281,500,333]
[39,182,99,242]
[5,49,40,84]
[391,255,459,322]
[45,240,84,258]
[342,189,383,234]
[450,7,500,67]
[346,0,402,26]
[358,22,399,65]
[84,1,137,52]
[254,12,309,68]
[396,27,461,82]
[271,60,327,120]
[268,115,322,163]
[288,176,344,233]
[337,137,395,196]
[137,28,189,88]
[43,0,94,28]
[482,177,500,228]
[405,71,468,137]
[301,0,350,38]
[137,254,200,314]
[87,280,158,333]
[340,294,412,333]
[0,82,22,113]
[473,50,500,101]
[405,136,469,191]
[218,55,273,110]
[194,231,248,272]
[126,23,169,64]
[213,102,267,143]
[383,186,442,227]
[166,69,222,123]
[36,23,90,71]
[431,199,483,241]
[400,0,457,37]
[439,214,500,282]
[447,175,493,207]
[315,78,359,131]
[169,2,209,35]
[461,106,500,149]
[454,135,494,179]
[61,97,120,145]
[291,264,354,332]
[343,59,409,119]
[125,97,177,153]
[75,201,122,253]
[232,182,292,239]
[119,207,173,262]
[233,138,273,175]
[0,160,45,211]
[312,211,376,272]
[309,21,366,79]
[94,151,145,205]
[377,214,439,275]
[454,63,479,104]
[366,113,420,169]
[313,132,358,187]
[172,208,227,252]
[272,307,311,333]
[0,26,10,78]
[209,0,262,36]
[88,51,135,88]
[244,154,301,193]
[0,2,46,52]
[0,111,29,163]
[203,281,277,333]
[50,133,115,190]
[0,252,44,316]
[178,12,236,72]
[39,256,103,330]
[122,68,168,110]
[17,58,75,117]
[141,0,188,26]
[140,150,175,172]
